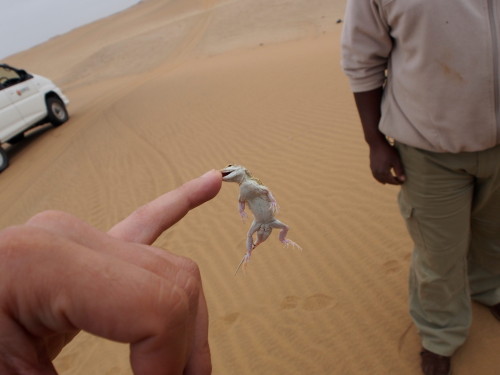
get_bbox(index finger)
[108,170,222,245]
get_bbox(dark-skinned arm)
[353,87,405,185]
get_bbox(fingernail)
[201,169,218,178]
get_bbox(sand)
[1,0,499,374]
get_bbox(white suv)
[0,64,69,172]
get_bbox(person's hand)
[369,141,406,185]
[0,170,222,375]
[352,88,405,185]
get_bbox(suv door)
[0,83,25,142]
[0,66,44,127]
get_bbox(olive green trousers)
[396,143,500,357]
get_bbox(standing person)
[341,1,500,374]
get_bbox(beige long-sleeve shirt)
[341,0,500,153]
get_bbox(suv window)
[0,65,26,89]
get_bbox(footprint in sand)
[280,295,301,310]
[280,294,335,311]
[222,312,240,324]
[302,293,336,311]
[211,312,241,334]
[105,367,122,375]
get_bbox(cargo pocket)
[398,191,426,250]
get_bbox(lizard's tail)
[234,252,251,275]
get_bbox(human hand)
[369,141,406,185]
[0,170,222,375]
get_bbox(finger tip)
[198,170,222,197]
[201,169,223,182]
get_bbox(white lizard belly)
[247,197,274,223]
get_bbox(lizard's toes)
[283,239,302,251]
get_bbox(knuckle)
[150,255,202,322]
[0,227,21,256]
[0,225,45,262]
[174,257,202,308]
[0,225,32,250]
[179,260,201,296]
[26,210,73,227]
[178,256,201,280]
[151,284,191,331]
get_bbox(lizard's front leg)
[238,199,248,220]
[264,188,279,213]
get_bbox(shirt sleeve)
[341,0,393,93]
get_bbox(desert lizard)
[221,164,301,274]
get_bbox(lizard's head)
[220,164,248,183]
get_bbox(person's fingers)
[25,212,211,373]
[26,210,167,268]
[0,225,197,375]
[108,169,222,245]
[376,175,403,185]
[129,264,211,375]
[24,169,219,373]
[369,142,406,185]
[373,170,403,185]
[184,289,211,375]
[371,167,396,185]
[392,161,406,183]
[0,311,58,375]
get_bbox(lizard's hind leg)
[271,220,302,250]
[246,221,260,252]
[235,221,260,275]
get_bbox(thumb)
[392,159,406,183]
[392,162,406,183]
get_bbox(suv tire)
[0,147,9,173]
[46,97,69,127]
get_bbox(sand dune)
[1,0,499,374]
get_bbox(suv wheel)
[46,97,69,127]
[0,147,9,173]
